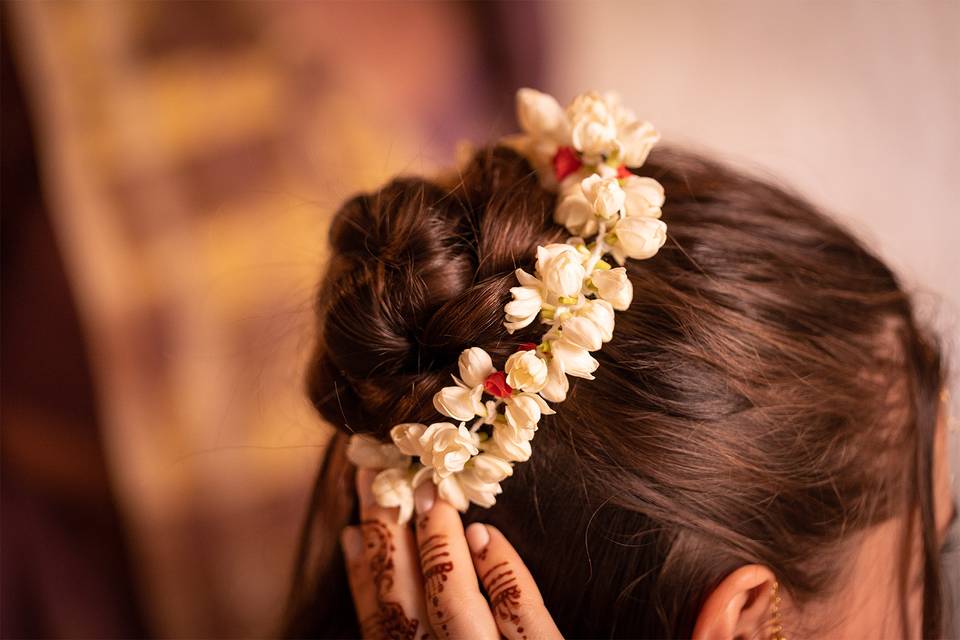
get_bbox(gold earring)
[770,581,787,640]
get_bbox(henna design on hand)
[358,599,427,640]
[419,533,454,603]
[362,519,396,595]
[418,532,455,636]
[360,519,421,640]
[481,561,526,640]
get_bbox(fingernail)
[341,526,364,561]
[465,523,490,554]
[414,480,435,515]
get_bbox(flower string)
[347,89,667,523]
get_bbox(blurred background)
[2,1,957,638]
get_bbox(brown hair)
[284,145,946,637]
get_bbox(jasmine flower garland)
[347,89,667,523]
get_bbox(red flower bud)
[483,371,512,398]
[553,146,582,182]
[616,165,632,179]
[518,342,538,351]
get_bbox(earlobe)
[692,565,781,640]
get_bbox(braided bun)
[306,146,564,435]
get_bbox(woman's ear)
[692,565,781,640]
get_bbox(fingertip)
[479,524,527,569]
[414,479,436,516]
[417,487,459,526]
[465,522,490,555]
[481,523,509,547]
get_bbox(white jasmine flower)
[555,190,599,237]
[469,453,514,483]
[591,267,633,311]
[435,474,471,512]
[581,174,626,220]
[504,268,544,333]
[536,244,586,299]
[622,175,664,218]
[567,91,611,123]
[389,423,427,457]
[346,434,409,469]
[567,91,618,158]
[417,422,480,477]
[606,93,637,135]
[372,467,415,524]
[433,462,505,511]
[504,350,548,393]
[458,347,495,388]
[433,382,485,422]
[572,118,618,159]
[598,92,658,166]
[611,216,667,262]
[439,452,515,511]
[516,88,568,142]
[504,391,554,431]
[490,419,535,462]
[550,338,599,380]
[560,315,604,352]
[538,355,569,403]
[456,471,503,508]
[577,299,615,343]
[619,120,660,167]
[602,90,628,117]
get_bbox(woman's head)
[295,145,951,638]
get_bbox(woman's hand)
[341,468,563,640]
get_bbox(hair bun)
[307,147,563,435]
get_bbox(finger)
[341,526,380,638]
[356,468,431,640]
[466,523,562,640]
[414,482,499,640]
